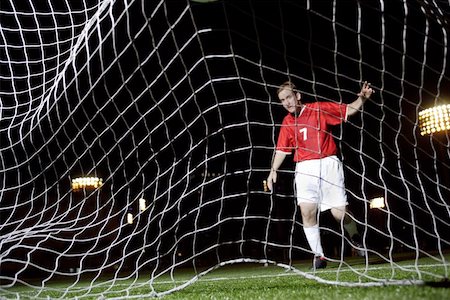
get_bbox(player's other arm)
[267,151,287,191]
[347,81,374,117]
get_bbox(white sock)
[303,224,324,257]
[343,219,358,238]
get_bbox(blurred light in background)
[418,104,450,136]
[370,197,385,209]
[71,177,103,191]
[139,198,147,212]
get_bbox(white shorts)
[295,155,348,212]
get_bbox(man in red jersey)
[266,81,374,269]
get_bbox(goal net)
[1,0,449,298]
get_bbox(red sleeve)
[275,117,293,154]
[318,102,348,125]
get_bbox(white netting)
[1,0,449,298]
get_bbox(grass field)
[2,254,449,299]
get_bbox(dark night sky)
[1,0,449,279]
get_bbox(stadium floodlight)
[369,197,385,209]
[127,211,134,224]
[139,198,147,212]
[418,104,450,136]
[71,177,103,191]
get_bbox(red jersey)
[276,102,348,162]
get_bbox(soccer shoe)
[351,234,367,257]
[312,256,327,270]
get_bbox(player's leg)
[330,207,366,257]
[299,202,323,255]
[299,202,327,269]
[318,155,351,232]
[330,206,357,237]
[320,156,366,257]
[295,161,327,269]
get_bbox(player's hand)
[357,81,374,100]
[265,170,277,192]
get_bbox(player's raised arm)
[347,81,374,117]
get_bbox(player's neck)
[289,104,303,117]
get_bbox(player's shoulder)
[305,102,318,108]
[310,101,343,110]
[303,101,321,112]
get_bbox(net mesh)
[1,0,449,298]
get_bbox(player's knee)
[331,206,346,221]
[301,213,317,226]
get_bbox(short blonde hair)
[277,81,299,96]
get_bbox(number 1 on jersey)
[299,128,307,141]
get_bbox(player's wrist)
[357,93,369,101]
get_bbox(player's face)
[278,88,301,113]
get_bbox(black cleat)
[312,256,327,270]
[351,234,367,257]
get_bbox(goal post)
[1,0,449,298]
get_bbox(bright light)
[71,176,103,191]
[370,197,385,209]
[418,104,450,136]
[139,198,147,212]
[127,212,134,224]
[263,180,268,192]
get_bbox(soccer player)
[266,81,374,269]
